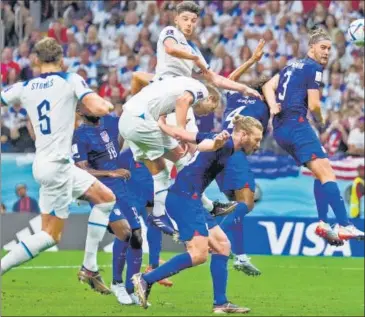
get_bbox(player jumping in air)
[132,115,263,313]
[262,28,364,245]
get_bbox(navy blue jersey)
[274,57,324,127]
[72,115,125,190]
[169,132,234,197]
[117,148,153,203]
[223,92,269,134]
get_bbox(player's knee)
[189,245,209,266]
[110,220,132,241]
[219,238,231,256]
[130,228,143,249]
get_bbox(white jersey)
[123,76,208,121]
[166,107,198,133]
[1,72,93,161]
[154,26,209,79]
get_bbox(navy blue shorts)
[274,121,327,166]
[166,191,210,242]
[216,150,255,198]
[108,195,141,230]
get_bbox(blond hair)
[232,115,263,134]
[34,37,63,64]
[308,28,331,46]
[206,83,221,107]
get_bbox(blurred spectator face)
[223,55,234,69]
[52,21,62,33]
[125,11,138,25]
[16,185,27,198]
[33,66,41,77]
[174,9,198,38]
[203,14,214,27]
[19,42,30,57]
[325,15,337,29]
[263,29,274,42]
[80,50,90,64]
[335,32,346,46]
[223,1,233,12]
[110,10,120,25]
[240,45,252,61]
[77,68,88,81]
[223,26,235,40]
[139,27,150,41]
[87,25,98,41]
[30,30,42,44]
[269,1,280,13]
[159,12,170,25]
[254,13,264,26]
[270,40,279,53]
[2,48,13,62]
[330,73,342,89]
[126,56,136,69]
[330,60,342,73]
[278,16,288,28]
[110,87,120,104]
[108,72,118,86]
[67,43,79,57]
[314,3,326,16]
[67,30,78,44]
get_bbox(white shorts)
[119,112,178,161]
[33,158,96,219]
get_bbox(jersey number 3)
[37,100,51,135]
[278,70,292,101]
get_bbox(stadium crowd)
[1,0,364,158]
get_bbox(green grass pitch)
[1,251,364,316]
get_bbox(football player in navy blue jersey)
[263,28,364,244]
[72,114,143,305]
[211,40,268,276]
[132,115,263,313]
[117,148,174,288]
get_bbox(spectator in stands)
[12,184,40,213]
[84,25,102,63]
[347,116,365,157]
[63,42,80,68]
[148,11,170,44]
[48,20,68,45]
[244,12,268,53]
[1,48,21,85]
[219,54,235,78]
[2,101,35,153]
[69,48,98,87]
[118,11,143,50]
[349,165,364,218]
[322,72,345,113]
[117,54,140,91]
[99,71,127,101]
[14,42,31,69]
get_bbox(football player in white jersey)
[119,76,223,231]
[0,37,116,294]
[154,1,260,99]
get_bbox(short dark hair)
[249,75,270,95]
[176,1,200,16]
[34,37,63,64]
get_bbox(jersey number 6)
[37,100,51,135]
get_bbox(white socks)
[1,231,55,275]
[83,201,115,272]
[152,168,170,217]
[201,193,214,212]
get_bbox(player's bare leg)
[308,158,364,243]
[77,181,116,295]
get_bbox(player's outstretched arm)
[164,38,200,62]
[75,160,131,179]
[175,91,194,128]
[131,72,154,95]
[203,70,262,99]
[262,74,281,115]
[228,39,265,82]
[80,93,114,117]
[158,115,197,143]
[308,89,325,126]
